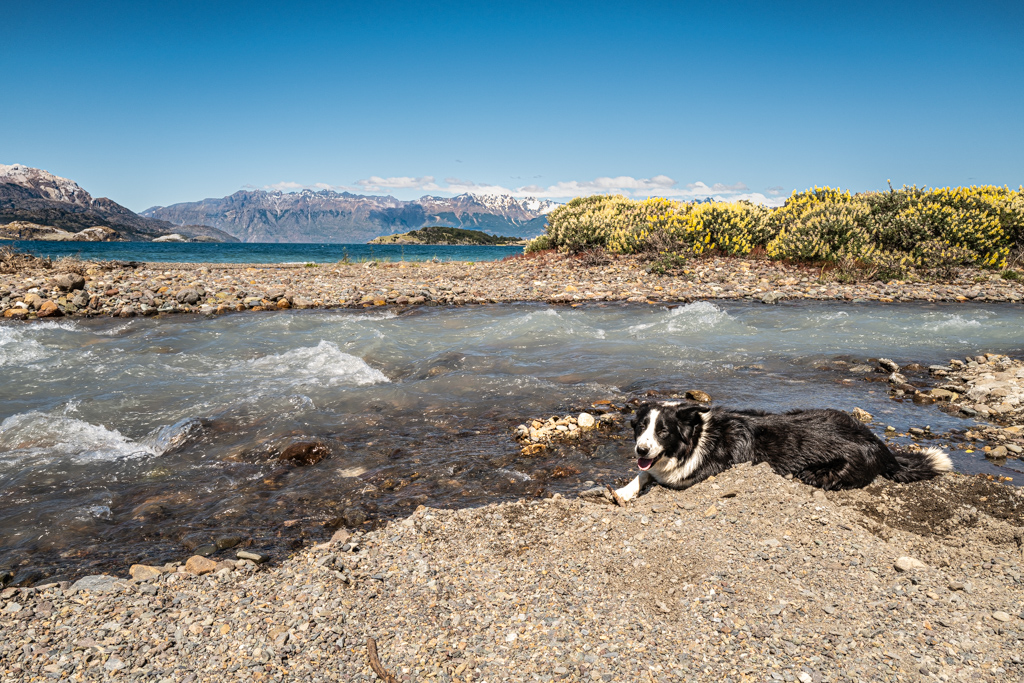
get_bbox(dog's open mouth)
[637,457,657,471]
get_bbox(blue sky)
[3,1,1022,211]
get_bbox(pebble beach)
[2,251,1023,320]
[2,463,1022,682]
[2,249,1024,682]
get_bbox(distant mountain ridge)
[0,164,237,242]
[142,189,559,243]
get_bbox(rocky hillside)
[0,164,237,242]
[142,189,558,243]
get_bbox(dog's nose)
[636,445,649,457]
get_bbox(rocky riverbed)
[1,463,1021,682]
[2,251,1023,320]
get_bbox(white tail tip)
[922,446,953,473]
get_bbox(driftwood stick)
[366,637,400,683]
[606,484,626,507]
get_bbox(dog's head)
[631,402,709,472]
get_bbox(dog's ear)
[630,403,652,430]
[674,405,709,424]
[672,405,708,441]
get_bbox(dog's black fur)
[630,403,952,491]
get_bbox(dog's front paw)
[612,486,635,503]
[579,486,612,501]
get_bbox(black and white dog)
[614,402,952,501]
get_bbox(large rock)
[878,358,900,372]
[70,574,120,593]
[894,556,928,572]
[175,288,201,305]
[53,273,86,291]
[686,389,712,403]
[37,300,62,318]
[278,441,330,466]
[184,555,218,575]
[23,292,43,310]
[129,564,164,582]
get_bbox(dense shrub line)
[527,185,1024,278]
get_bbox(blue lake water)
[1,300,1022,580]
[7,240,523,263]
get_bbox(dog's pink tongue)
[637,458,654,471]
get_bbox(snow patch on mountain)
[0,163,93,206]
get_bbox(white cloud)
[266,181,304,191]
[258,174,789,206]
[355,175,440,191]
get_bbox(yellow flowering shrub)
[534,185,1023,271]
[767,202,876,262]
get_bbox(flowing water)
[1,301,1023,580]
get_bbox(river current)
[1,301,1022,580]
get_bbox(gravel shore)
[2,252,1023,319]
[3,250,1024,682]
[2,463,1022,683]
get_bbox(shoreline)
[3,252,1023,320]
[2,463,1021,682]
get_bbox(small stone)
[184,555,218,575]
[342,507,367,527]
[992,611,1011,622]
[986,446,1008,460]
[797,672,813,683]
[894,556,928,572]
[704,505,718,517]
[851,407,872,423]
[236,549,269,563]
[329,529,351,546]
[878,358,900,372]
[215,534,243,550]
[686,389,712,403]
[577,412,596,428]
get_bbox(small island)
[367,225,526,246]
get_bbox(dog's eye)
[657,428,669,437]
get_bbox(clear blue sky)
[3,1,1022,210]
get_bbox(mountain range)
[0,164,236,242]
[2,164,559,243]
[142,190,559,243]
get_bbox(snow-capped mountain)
[0,164,237,242]
[0,163,94,206]
[143,190,559,243]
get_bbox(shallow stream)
[2,301,1022,580]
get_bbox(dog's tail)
[885,446,953,483]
